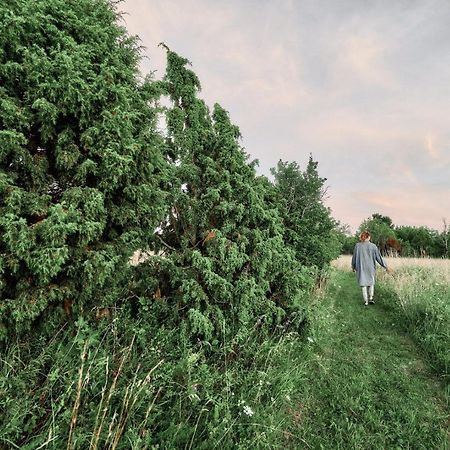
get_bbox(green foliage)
[0,0,166,338]
[396,225,442,257]
[371,213,394,228]
[270,157,341,268]
[340,236,358,255]
[132,50,313,346]
[0,306,317,449]
[0,2,368,447]
[355,214,449,258]
[358,214,397,254]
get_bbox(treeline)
[340,213,450,258]
[0,0,339,344]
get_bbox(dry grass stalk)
[109,360,164,450]
[89,336,135,450]
[67,341,88,450]
[89,356,110,450]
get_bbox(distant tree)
[0,0,166,338]
[271,157,341,268]
[371,213,394,228]
[440,219,449,257]
[396,226,438,257]
[358,214,397,255]
[335,223,357,254]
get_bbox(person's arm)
[351,245,357,272]
[374,246,389,271]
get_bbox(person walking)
[351,231,391,306]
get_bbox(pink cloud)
[329,187,450,232]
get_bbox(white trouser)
[362,285,374,303]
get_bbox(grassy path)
[296,270,449,449]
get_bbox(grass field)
[334,255,450,394]
[333,254,450,276]
[294,269,449,449]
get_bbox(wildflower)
[307,337,314,343]
[285,395,291,401]
[243,405,254,416]
[188,353,200,364]
[188,392,200,402]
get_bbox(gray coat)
[351,241,387,286]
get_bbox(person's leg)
[361,286,369,305]
[368,285,374,303]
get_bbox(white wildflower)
[307,337,314,343]
[285,395,291,401]
[243,405,254,416]
[188,393,200,402]
[187,353,200,364]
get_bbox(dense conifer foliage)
[0,0,166,338]
[132,50,313,345]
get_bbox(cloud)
[337,186,450,231]
[326,185,450,232]
[425,134,440,160]
[337,32,395,88]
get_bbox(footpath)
[296,270,450,450]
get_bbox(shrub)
[131,50,314,347]
[0,0,166,339]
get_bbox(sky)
[120,0,450,233]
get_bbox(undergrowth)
[0,288,328,449]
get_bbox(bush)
[132,50,314,347]
[0,0,166,339]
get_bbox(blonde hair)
[359,231,371,241]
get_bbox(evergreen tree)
[271,157,340,268]
[0,0,166,338]
[134,50,312,345]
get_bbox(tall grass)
[0,300,326,449]
[333,255,450,392]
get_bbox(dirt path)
[296,270,450,449]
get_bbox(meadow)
[334,255,450,393]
